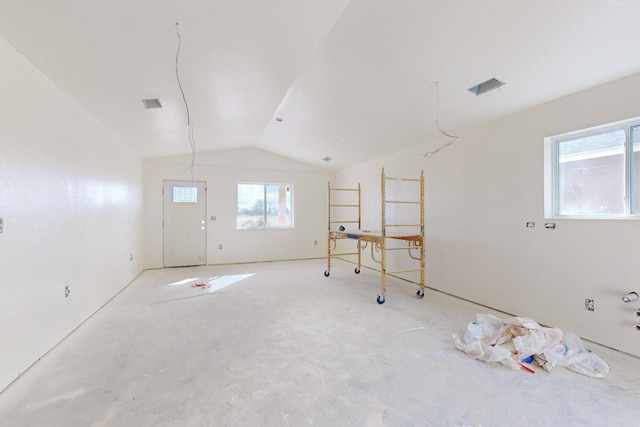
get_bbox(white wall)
[144,148,334,267]
[336,72,640,357]
[0,39,145,392]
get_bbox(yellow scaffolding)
[324,168,425,304]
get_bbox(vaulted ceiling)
[2,1,640,170]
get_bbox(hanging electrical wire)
[424,81,460,158]
[175,22,196,180]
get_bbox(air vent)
[142,98,163,109]
[468,78,505,96]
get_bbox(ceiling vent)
[468,78,505,96]
[142,98,163,109]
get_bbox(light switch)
[0,218,3,233]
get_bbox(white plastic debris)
[454,314,609,378]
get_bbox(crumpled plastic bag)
[534,330,610,377]
[511,324,563,358]
[454,313,609,378]
[564,351,610,378]
[454,332,520,370]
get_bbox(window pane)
[173,186,198,203]
[266,184,293,227]
[237,184,265,228]
[632,125,640,214]
[558,129,625,215]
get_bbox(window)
[173,186,198,203]
[237,183,293,229]
[544,117,640,218]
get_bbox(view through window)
[546,118,640,218]
[237,183,293,229]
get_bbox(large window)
[544,117,640,218]
[237,183,293,229]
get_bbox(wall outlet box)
[585,299,595,311]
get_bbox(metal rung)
[329,204,359,207]
[385,224,421,227]
[329,188,359,191]
[329,220,359,223]
[384,177,421,182]
[384,247,421,251]
[387,269,422,274]
[329,252,359,257]
[385,200,421,204]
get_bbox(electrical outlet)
[218,244,223,249]
[0,217,4,233]
[585,299,594,311]
[314,240,318,245]
[130,254,133,261]
[545,223,556,229]
[526,222,535,228]
[65,286,71,298]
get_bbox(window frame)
[236,182,294,229]
[544,116,640,220]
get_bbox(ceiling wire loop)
[424,81,460,158]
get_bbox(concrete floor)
[1,259,639,426]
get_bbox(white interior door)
[163,180,207,267]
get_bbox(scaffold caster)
[376,295,385,305]
[324,270,330,277]
[354,267,360,274]
[416,289,424,299]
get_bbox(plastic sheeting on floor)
[454,313,610,378]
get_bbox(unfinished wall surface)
[144,148,334,267]
[0,38,145,392]
[336,72,640,357]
